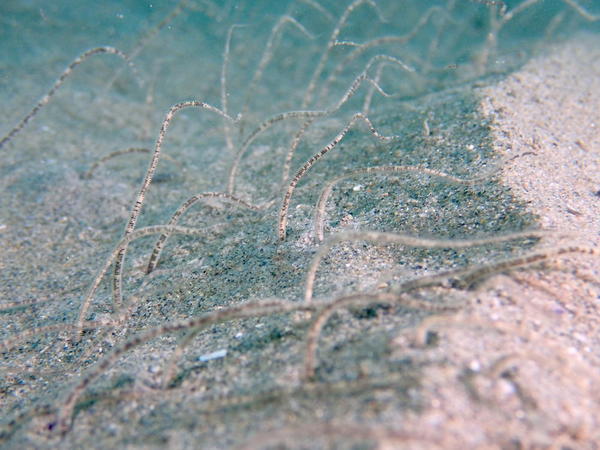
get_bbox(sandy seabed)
[393,35,600,448]
[0,5,599,448]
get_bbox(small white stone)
[198,349,227,362]
[469,360,481,372]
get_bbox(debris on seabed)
[198,349,227,362]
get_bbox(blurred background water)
[2,0,598,114]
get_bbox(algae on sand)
[1,0,599,448]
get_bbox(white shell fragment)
[198,349,227,362]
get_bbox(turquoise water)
[0,1,598,448]
[2,0,597,115]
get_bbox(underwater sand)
[1,1,599,448]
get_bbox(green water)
[0,1,598,448]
